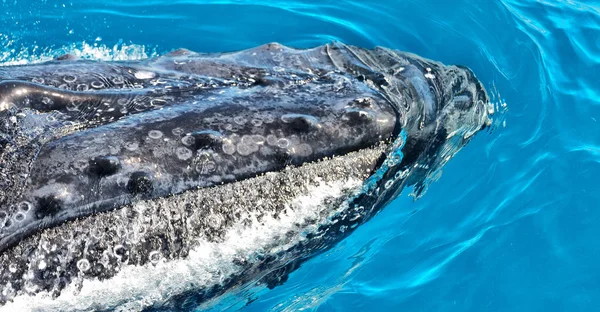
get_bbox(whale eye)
[127,172,154,195]
[88,156,121,177]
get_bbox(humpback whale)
[0,42,491,311]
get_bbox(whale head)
[0,43,492,310]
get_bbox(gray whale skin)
[0,42,491,311]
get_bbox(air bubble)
[14,212,25,222]
[233,116,247,125]
[176,147,193,160]
[114,245,125,258]
[251,119,263,127]
[91,81,105,89]
[41,97,53,106]
[181,135,194,146]
[266,135,278,146]
[124,141,139,151]
[77,259,90,272]
[172,127,185,136]
[222,142,236,155]
[38,260,47,270]
[8,263,17,273]
[276,138,290,149]
[295,143,313,157]
[251,135,265,144]
[148,130,163,139]
[76,84,89,91]
[149,251,161,265]
[384,180,394,189]
[196,161,217,174]
[62,75,77,83]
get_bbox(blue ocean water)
[1,0,599,311]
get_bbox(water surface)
[1,0,599,311]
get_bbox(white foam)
[0,39,156,66]
[4,178,362,311]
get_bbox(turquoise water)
[1,0,599,311]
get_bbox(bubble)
[196,161,217,174]
[276,138,290,149]
[294,143,313,157]
[233,116,247,125]
[237,142,258,156]
[116,98,129,106]
[91,81,105,89]
[172,127,185,136]
[148,130,163,139]
[266,134,278,146]
[117,227,128,238]
[263,114,275,123]
[222,142,236,155]
[76,84,89,91]
[38,260,47,270]
[181,135,195,146]
[41,97,53,106]
[8,263,17,273]
[251,135,265,144]
[149,251,161,265]
[273,53,284,62]
[14,212,25,222]
[273,66,285,72]
[124,141,139,151]
[176,147,193,160]
[251,119,263,127]
[384,180,394,189]
[77,259,90,272]
[113,245,126,258]
[62,75,77,83]
[91,227,104,240]
[112,76,125,84]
